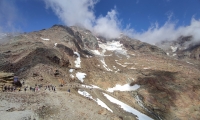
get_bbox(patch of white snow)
[103,93,153,120]
[40,37,50,41]
[171,46,178,52]
[69,69,74,73]
[78,90,112,112]
[107,84,140,92]
[74,52,81,68]
[76,72,86,82]
[54,43,57,47]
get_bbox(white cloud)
[44,0,121,39]
[129,18,200,45]
[44,0,200,45]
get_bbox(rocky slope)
[0,25,200,120]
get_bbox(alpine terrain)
[0,25,200,120]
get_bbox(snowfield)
[107,84,140,92]
[103,93,153,120]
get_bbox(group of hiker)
[2,84,57,92]
[1,76,74,93]
[2,85,18,92]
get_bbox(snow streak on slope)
[103,93,153,120]
[40,37,50,41]
[81,85,102,89]
[100,59,112,71]
[107,84,140,92]
[78,90,113,112]
[74,52,81,68]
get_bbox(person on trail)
[35,86,38,92]
[4,86,7,92]
[48,85,50,91]
[30,86,32,91]
[68,89,70,93]
[33,87,35,92]
[22,80,25,85]
[53,86,56,92]
[13,86,16,92]
[24,87,27,92]
[8,85,10,92]
[10,86,13,92]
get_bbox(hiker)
[33,87,35,92]
[52,85,54,91]
[7,85,10,92]
[48,85,50,91]
[22,80,25,85]
[68,89,70,92]
[13,86,16,92]
[10,86,13,92]
[53,86,56,92]
[35,86,38,92]
[4,86,7,92]
[24,87,27,92]
[30,86,32,91]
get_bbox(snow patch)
[171,46,178,52]
[54,43,57,46]
[103,93,153,120]
[96,98,113,112]
[100,59,112,71]
[78,90,93,100]
[186,61,194,65]
[78,90,113,112]
[130,67,136,70]
[91,50,101,55]
[143,67,150,69]
[74,52,81,68]
[70,74,75,78]
[172,53,177,56]
[116,62,127,67]
[76,72,86,82]
[40,37,50,41]
[124,62,133,65]
[167,53,169,56]
[107,84,140,92]
[81,84,102,89]
[69,69,74,73]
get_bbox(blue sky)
[0,0,200,43]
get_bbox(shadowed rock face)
[0,25,200,120]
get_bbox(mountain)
[156,36,200,64]
[0,25,200,120]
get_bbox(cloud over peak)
[44,0,122,39]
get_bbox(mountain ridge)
[0,25,200,120]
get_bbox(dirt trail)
[0,87,117,120]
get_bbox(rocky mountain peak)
[0,25,200,120]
